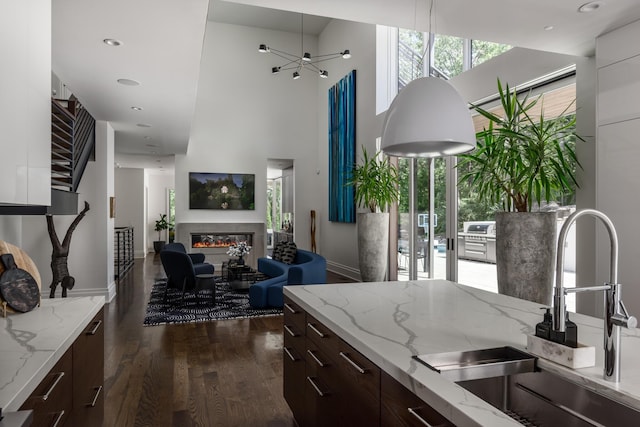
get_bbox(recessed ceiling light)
[144,136,153,140]
[156,159,161,162]
[117,78,140,86]
[578,1,604,13]
[131,106,143,111]
[145,143,157,147]
[103,38,122,46]
[544,25,554,31]
[136,123,152,128]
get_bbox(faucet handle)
[612,300,637,329]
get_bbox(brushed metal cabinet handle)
[306,376,326,397]
[307,349,325,367]
[88,385,103,407]
[284,303,297,313]
[307,323,325,338]
[283,347,297,361]
[50,410,65,427]
[283,324,298,337]
[408,407,435,427]
[87,319,103,335]
[34,372,65,401]
[339,351,366,374]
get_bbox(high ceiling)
[52,0,640,171]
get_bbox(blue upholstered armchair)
[163,242,214,275]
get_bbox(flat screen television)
[189,172,255,210]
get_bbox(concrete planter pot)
[496,211,557,305]
[357,212,389,282]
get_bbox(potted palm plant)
[153,214,170,254]
[348,146,399,282]
[458,78,581,304]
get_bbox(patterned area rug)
[143,279,282,326]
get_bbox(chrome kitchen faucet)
[553,208,637,382]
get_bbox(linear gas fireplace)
[191,234,253,249]
[176,222,266,269]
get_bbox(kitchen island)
[284,280,640,426]
[0,296,105,424]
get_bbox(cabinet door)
[72,309,105,427]
[381,371,454,427]
[20,348,73,427]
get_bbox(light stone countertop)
[284,280,640,427]
[0,296,105,411]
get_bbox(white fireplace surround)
[176,222,266,269]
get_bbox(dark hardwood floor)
[103,254,354,427]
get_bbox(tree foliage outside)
[471,40,512,68]
[433,35,464,78]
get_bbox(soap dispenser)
[564,312,578,348]
[535,308,553,340]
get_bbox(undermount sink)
[414,346,537,382]
[415,346,640,426]
[457,370,640,427]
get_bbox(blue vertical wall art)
[328,70,356,223]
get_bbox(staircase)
[0,97,96,215]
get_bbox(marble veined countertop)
[284,280,640,427]
[0,297,105,411]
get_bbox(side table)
[195,273,216,305]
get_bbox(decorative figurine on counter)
[46,201,90,298]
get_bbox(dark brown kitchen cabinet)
[18,308,105,427]
[381,371,454,427]
[72,309,104,427]
[20,348,73,427]
[283,298,306,426]
[283,296,453,427]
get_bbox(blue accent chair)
[249,249,326,309]
[159,249,214,305]
[163,242,214,276]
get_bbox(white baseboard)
[326,260,361,282]
[134,250,147,259]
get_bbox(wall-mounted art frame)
[189,172,255,210]
[328,69,356,223]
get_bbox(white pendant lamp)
[381,77,476,157]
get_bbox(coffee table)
[225,263,270,290]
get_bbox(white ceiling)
[52,0,640,171]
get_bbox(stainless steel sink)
[414,346,537,381]
[457,369,640,427]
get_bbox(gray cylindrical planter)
[496,211,557,305]
[357,212,389,282]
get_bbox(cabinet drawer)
[283,296,306,331]
[306,315,340,362]
[335,339,380,425]
[283,322,305,356]
[20,348,73,427]
[73,309,105,427]
[381,371,454,427]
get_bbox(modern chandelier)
[258,14,350,80]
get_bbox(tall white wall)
[21,121,115,301]
[146,172,174,252]
[593,19,640,316]
[316,20,378,279]
[175,22,320,252]
[114,168,146,258]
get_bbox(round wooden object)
[0,240,41,314]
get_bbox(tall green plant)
[348,147,399,213]
[458,78,582,212]
[155,214,170,241]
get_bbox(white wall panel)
[596,19,640,68]
[597,55,640,126]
